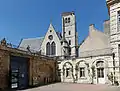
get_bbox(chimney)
[89,24,95,31]
[89,24,95,36]
[103,20,110,35]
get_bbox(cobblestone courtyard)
[21,83,120,91]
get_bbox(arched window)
[51,42,56,55]
[96,61,104,78]
[63,62,73,78]
[46,42,50,55]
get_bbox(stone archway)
[62,62,74,82]
[75,60,89,83]
[91,59,106,84]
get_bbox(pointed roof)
[79,24,110,52]
[48,23,62,40]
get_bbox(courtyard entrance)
[10,56,29,90]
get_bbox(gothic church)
[19,0,120,85]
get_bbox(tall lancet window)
[117,11,120,31]
[51,42,56,55]
[46,42,50,55]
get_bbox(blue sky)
[0,0,109,45]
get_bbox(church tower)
[61,12,78,58]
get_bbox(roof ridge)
[23,37,44,40]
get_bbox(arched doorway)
[63,62,73,82]
[96,61,105,84]
[75,61,89,83]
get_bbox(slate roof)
[56,31,62,40]
[18,37,44,53]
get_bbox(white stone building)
[59,0,120,85]
[59,24,114,84]
[18,0,120,85]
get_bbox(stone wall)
[0,45,58,89]
[0,50,9,89]
[29,56,57,86]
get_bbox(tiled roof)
[18,37,44,53]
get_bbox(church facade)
[19,0,120,85]
[19,12,78,59]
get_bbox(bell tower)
[61,12,78,58]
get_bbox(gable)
[41,23,61,55]
[41,23,61,45]
[79,29,110,52]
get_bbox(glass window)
[96,61,104,78]
[48,35,53,40]
[96,61,104,67]
[69,40,71,45]
[69,47,71,55]
[80,68,85,77]
[66,68,70,77]
[65,18,68,23]
[46,42,50,55]
[69,31,71,35]
[68,17,70,23]
[51,42,56,55]
[117,11,120,31]
[97,68,104,78]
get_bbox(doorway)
[96,61,105,84]
[10,56,29,89]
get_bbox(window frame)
[117,10,120,31]
[79,67,85,78]
[69,31,71,35]
[64,17,70,23]
[51,42,56,56]
[69,40,71,45]
[97,68,104,78]
[65,18,68,23]
[46,42,50,55]
[96,61,104,78]
[68,17,70,23]
[66,68,70,77]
